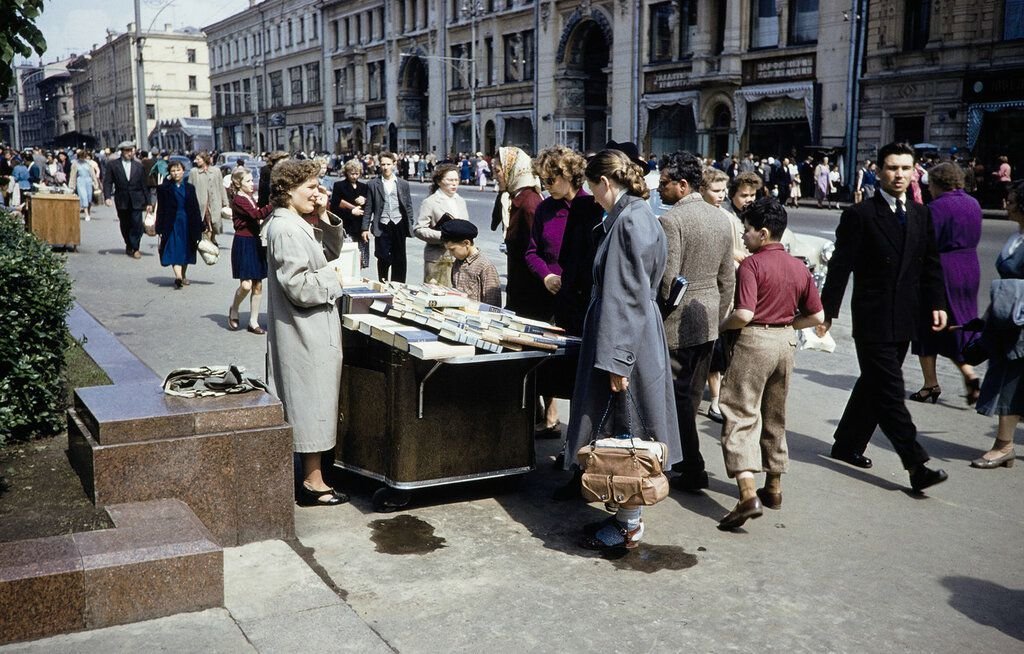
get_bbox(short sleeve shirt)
[735,243,823,325]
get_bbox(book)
[408,341,475,360]
[667,275,689,307]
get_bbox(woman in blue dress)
[68,149,98,221]
[155,160,203,288]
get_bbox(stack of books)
[339,281,581,359]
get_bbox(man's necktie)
[895,199,907,226]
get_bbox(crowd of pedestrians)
[1,136,1019,552]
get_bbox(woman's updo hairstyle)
[584,149,649,200]
[270,159,322,208]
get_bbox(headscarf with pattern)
[498,146,540,233]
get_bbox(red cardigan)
[232,193,272,237]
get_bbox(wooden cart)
[27,193,80,250]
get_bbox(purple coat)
[524,193,572,281]
[930,189,981,331]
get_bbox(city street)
[20,189,1023,652]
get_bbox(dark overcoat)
[154,180,203,257]
[564,194,681,469]
[820,193,947,342]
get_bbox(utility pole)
[134,0,149,149]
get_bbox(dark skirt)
[911,328,966,363]
[160,211,196,266]
[231,234,267,280]
[977,355,1024,416]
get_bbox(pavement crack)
[285,538,401,653]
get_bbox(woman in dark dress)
[910,163,983,405]
[498,146,544,317]
[155,160,203,288]
[328,159,370,268]
[228,168,272,334]
[973,181,1024,469]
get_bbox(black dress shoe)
[830,445,873,469]
[718,496,763,530]
[909,465,948,492]
[297,484,349,506]
[671,470,710,492]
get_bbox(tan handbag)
[576,391,669,507]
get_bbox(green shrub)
[0,210,74,445]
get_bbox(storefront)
[964,69,1024,170]
[497,110,534,153]
[640,71,699,158]
[735,54,817,159]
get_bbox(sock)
[249,291,263,328]
[765,472,782,494]
[616,506,642,530]
[737,475,757,501]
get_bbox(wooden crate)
[27,193,81,249]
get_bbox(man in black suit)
[818,142,949,492]
[362,152,413,282]
[103,141,151,258]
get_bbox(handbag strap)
[592,389,655,447]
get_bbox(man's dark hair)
[740,197,788,240]
[877,142,915,166]
[659,151,703,189]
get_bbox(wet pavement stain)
[369,514,446,555]
[601,544,698,573]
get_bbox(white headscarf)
[498,146,540,233]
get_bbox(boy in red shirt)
[717,198,825,530]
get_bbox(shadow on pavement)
[941,576,1024,642]
[793,367,859,391]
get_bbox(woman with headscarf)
[498,146,544,316]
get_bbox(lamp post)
[460,0,484,156]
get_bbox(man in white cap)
[103,141,150,258]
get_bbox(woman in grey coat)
[264,159,349,506]
[565,149,681,551]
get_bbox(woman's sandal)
[909,385,941,404]
[965,377,981,406]
[297,483,348,506]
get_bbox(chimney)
[165,23,173,32]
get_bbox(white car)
[217,151,254,166]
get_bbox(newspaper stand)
[335,326,566,511]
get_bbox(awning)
[639,91,700,140]
[734,82,814,135]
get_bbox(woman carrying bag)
[563,147,680,552]
[155,160,203,288]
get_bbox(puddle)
[602,544,698,573]
[369,514,446,555]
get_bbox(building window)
[484,37,494,85]
[334,68,346,104]
[287,20,294,46]
[242,79,251,112]
[1006,0,1024,40]
[146,104,155,120]
[186,48,196,63]
[789,0,819,45]
[270,70,283,107]
[289,66,303,103]
[243,37,249,60]
[678,0,698,56]
[306,63,320,103]
[312,13,319,39]
[275,25,282,50]
[215,85,223,115]
[503,31,534,82]
[750,0,780,49]
[368,12,374,41]
[190,104,199,118]
[233,41,239,62]
[368,61,385,100]
[188,75,197,91]
[649,2,674,62]
[450,44,467,89]
[299,16,306,43]
[255,75,264,111]
[232,81,242,114]
[333,20,340,50]
[903,0,931,51]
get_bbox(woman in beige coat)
[264,159,349,506]
[414,163,469,285]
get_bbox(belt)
[746,322,792,329]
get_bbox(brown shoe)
[756,487,782,510]
[132,250,142,259]
[718,496,763,530]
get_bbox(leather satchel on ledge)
[576,391,669,507]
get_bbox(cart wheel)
[372,487,411,513]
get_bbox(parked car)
[217,151,253,166]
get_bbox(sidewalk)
[4,203,1022,652]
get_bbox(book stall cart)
[335,282,577,511]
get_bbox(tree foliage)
[1,1,48,101]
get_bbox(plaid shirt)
[451,250,501,306]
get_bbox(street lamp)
[460,0,484,156]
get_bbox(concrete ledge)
[0,499,222,646]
